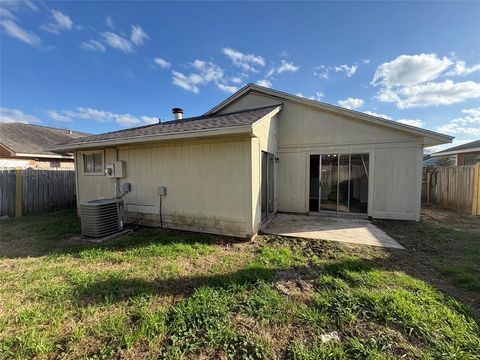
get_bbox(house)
[430,140,480,166]
[0,122,90,169]
[50,84,452,238]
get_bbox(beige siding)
[76,148,116,201]
[221,92,424,221]
[372,145,423,220]
[76,137,253,237]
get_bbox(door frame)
[261,151,275,223]
[306,150,374,217]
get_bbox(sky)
[1,1,479,152]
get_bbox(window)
[83,152,104,174]
[464,155,480,166]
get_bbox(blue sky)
[1,1,479,152]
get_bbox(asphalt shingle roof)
[56,104,281,147]
[434,140,480,154]
[0,123,90,156]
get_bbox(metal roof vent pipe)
[172,108,183,120]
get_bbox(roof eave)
[431,147,480,157]
[48,124,254,152]
[14,152,74,159]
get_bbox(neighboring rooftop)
[0,122,90,157]
[50,104,281,151]
[432,140,480,156]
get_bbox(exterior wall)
[0,156,74,169]
[250,113,279,233]
[220,92,424,221]
[76,137,254,238]
[458,151,480,166]
[1,144,75,169]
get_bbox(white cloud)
[338,97,364,110]
[276,60,299,74]
[172,60,225,94]
[0,107,41,123]
[222,47,265,72]
[80,39,106,52]
[372,53,452,87]
[216,83,238,93]
[48,107,158,127]
[105,16,115,29]
[256,79,272,88]
[397,119,425,127]
[362,111,392,120]
[1,0,38,12]
[0,19,40,45]
[230,76,243,84]
[446,60,480,76]
[101,32,134,53]
[0,8,17,19]
[296,92,325,101]
[315,62,360,79]
[153,57,171,69]
[46,110,72,122]
[377,80,480,109]
[362,59,370,64]
[130,25,148,46]
[313,65,329,79]
[40,9,73,34]
[437,107,480,136]
[334,64,358,77]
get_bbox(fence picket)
[0,169,77,217]
[422,165,478,213]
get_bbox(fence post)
[15,168,23,218]
[472,164,480,216]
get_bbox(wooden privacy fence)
[422,164,480,215]
[0,169,76,217]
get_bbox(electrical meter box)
[114,161,126,178]
[105,164,115,178]
[158,186,167,196]
[105,161,126,178]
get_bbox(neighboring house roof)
[206,84,453,146]
[0,122,90,158]
[49,105,282,152]
[431,140,480,157]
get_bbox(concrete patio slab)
[263,213,404,249]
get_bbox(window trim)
[81,150,105,176]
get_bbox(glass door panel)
[338,154,350,212]
[320,154,338,212]
[309,155,320,212]
[349,154,369,214]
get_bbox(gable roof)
[49,104,282,152]
[0,122,90,158]
[431,140,480,156]
[206,84,453,146]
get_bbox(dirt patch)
[272,268,315,300]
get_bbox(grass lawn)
[0,209,479,359]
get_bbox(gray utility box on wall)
[79,199,123,238]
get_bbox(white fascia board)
[14,153,74,159]
[251,105,282,130]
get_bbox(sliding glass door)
[309,153,369,214]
